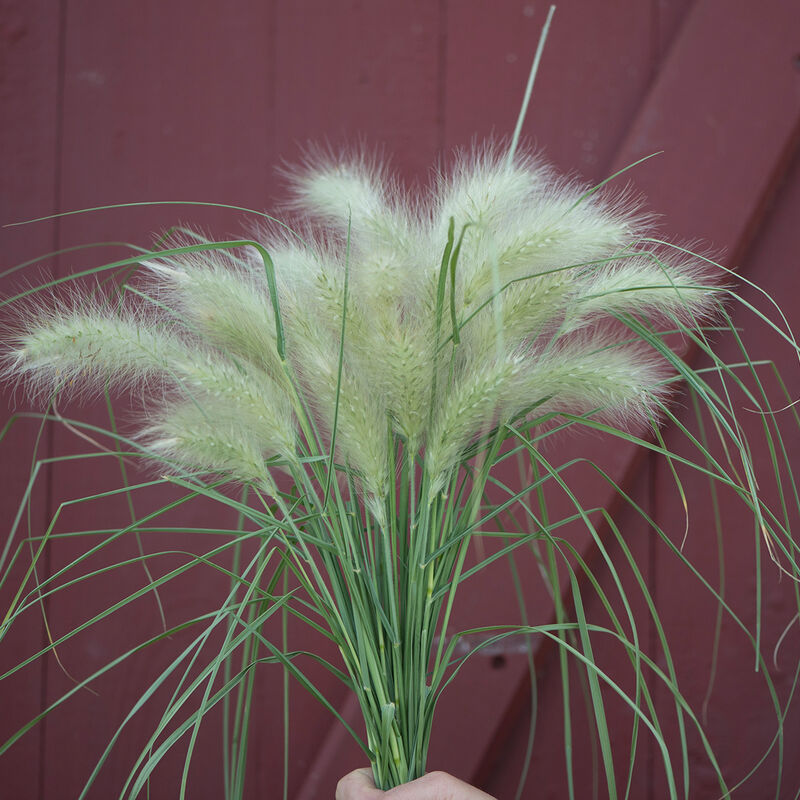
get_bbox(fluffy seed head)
[3,144,720,502]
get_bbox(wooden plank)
[647,147,800,800]
[275,3,443,797]
[442,0,656,180]
[0,1,61,798]
[472,0,800,793]
[608,0,800,255]
[481,459,659,799]
[35,3,278,798]
[272,0,441,181]
[431,0,664,787]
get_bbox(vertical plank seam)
[39,1,68,799]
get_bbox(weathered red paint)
[2,1,799,798]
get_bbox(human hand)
[336,768,497,799]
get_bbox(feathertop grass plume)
[4,146,720,499]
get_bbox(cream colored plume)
[4,145,720,501]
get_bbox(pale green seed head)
[4,144,719,504]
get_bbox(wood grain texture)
[37,3,279,798]
[478,0,800,796]
[647,147,800,800]
[0,2,61,798]
[2,1,799,798]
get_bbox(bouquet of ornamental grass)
[2,18,799,799]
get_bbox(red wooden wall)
[2,1,800,798]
